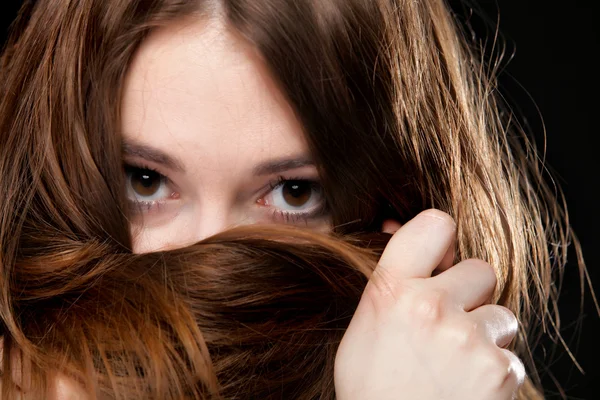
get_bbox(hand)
[0,338,88,400]
[334,209,525,399]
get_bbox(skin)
[335,210,525,399]
[120,18,525,399]
[120,17,331,253]
[2,16,525,400]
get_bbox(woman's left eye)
[259,178,327,222]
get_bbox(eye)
[130,168,162,197]
[124,165,178,209]
[268,180,320,209]
[259,177,327,223]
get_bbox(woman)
[0,0,581,398]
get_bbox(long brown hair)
[0,0,587,398]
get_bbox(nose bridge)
[194,211,229,241]
[193,198,235,241]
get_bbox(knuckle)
[496,305,519,334]
[500,305,518,325]
[447,319,481,349]
[407,289,447,324]
[484,305,520,349]
[481,349,515,389]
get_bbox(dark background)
[1,1,598,398]
[447,1,599,399]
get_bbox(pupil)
[140,173,154,187]
[282,181,311,206]
[131,169,161,196]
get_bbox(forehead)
[120,17,308,173]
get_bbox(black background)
[447,1,599,399]
[1,1,598,398]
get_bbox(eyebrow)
[122,139,314,175]
[252,156,315,176]
[122,140,186,172]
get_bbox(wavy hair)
[0,0,586,398]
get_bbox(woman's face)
[121,18,331,254]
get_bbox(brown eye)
[259,178,326,223]
[281,180,313,207]
[128,168,162,197]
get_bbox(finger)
[498,349,526,397]
[1,342,31,393]
[376,209,456,281]
[381,219,402,234]
[0,339,29,397]
[49,373,90,400]
[381,219,454,272]
[429,258,497,311]
[467,304,518,348]
[431,233,455,276]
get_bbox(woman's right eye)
[124,165,179,211]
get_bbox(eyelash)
[266,175,328,223]
[123,163,173,211]
[123,164,328,223]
